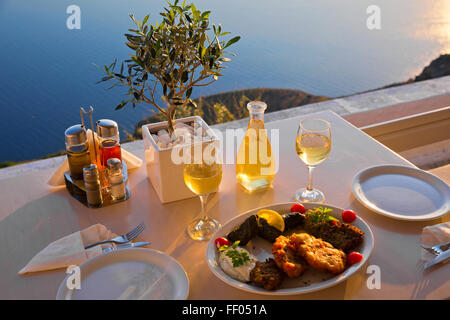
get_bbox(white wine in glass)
[295,118,331,203]
[184,161,222,240]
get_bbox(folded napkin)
[19,224,117,275]
[48,129,143,187]
[420,222,450,262]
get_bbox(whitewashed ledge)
[1,75,449,181]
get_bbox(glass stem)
[199,194,209,221]
[307,166,315,191]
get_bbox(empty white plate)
[352,165,450,221]
[56,248,189,300]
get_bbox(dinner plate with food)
[206,202,374,295]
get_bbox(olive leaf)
[97,0,240,134]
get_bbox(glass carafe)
[236,101,276,191]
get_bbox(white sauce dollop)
[218,247,257,283]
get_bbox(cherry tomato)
[342,210,357,223]
[290,203,306,214]
[347,252,363,266]
[214,237,230,250]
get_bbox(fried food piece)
[272,235,307,278]
[289,233,346,275]
[227,215,259,246]
[305,220,364,252]
[257,218,282,243]
[250,258,285,290]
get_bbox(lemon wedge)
[256,209,285,232]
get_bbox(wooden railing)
[360,106,450,152]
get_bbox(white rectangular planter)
[142,116,220,203]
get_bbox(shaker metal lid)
[65,124,88,145]
[83,163,99,180]
[96,119,119,138]
[83,163,98,173]
[107,158,122,170]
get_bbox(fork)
[421,241,450,256]
[431,241,450,254]
[84,222,145,249]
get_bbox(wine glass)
[295,117,331,203]
[183,150,223,241]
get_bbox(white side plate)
[56,248,189,300]
[206,202,374,295]
[352,165,450,221]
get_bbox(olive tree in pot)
[98,0,240,203]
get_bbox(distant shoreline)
[133,54,450,138]
[355,54,450,95]
[133,87,329,138]
[1,54,449,168]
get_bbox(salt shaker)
[83,164,103,207]
[107,158,126,201]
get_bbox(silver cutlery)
[102,241,151,253]
[424,249,450,270]
[421,241,450,256]
[84,222,145,249]
[431,241,450,255]
[421,245,440,256]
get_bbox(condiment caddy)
[63,106,130,208]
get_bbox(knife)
[424,249,450,270]
[103,241,151,253]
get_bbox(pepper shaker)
[107,158,126,201]
[83,164,103,207]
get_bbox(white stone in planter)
[142,116,220,203]
[157,130,171,143]
[174,121,195,133]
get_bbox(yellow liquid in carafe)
[236,119,276,191]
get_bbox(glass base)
[187,217,220,241]
[295,188,325,203]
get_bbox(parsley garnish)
[307,207,337,224]
[218,241,250,267]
